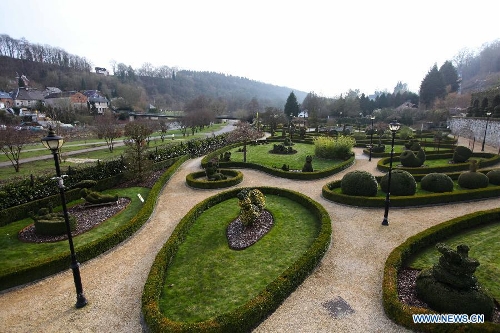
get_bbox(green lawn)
[228,143,344,171]
[408,222,500,301]
[159,195,320,322]
[0,187,149,275]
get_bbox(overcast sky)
[1,0,499,98]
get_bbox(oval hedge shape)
[142,187,332,333]
[185,169,243,189]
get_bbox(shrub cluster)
[341,170,378,196]
[314,135,355,160]
[420,173,454,193]
[31,206,76,236]
[380,170,417,196]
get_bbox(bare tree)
[0,126,35,172]
[225,121,262,162]
[94,113,122,152]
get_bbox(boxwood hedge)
[142,186,332,333]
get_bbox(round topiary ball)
[486,169,500,185]
[341,170,378,196]
[458,171,489,189]
[421,173,454,193]
[380,169,417,196]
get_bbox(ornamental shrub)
[380,169,416,196]
[314,135,355,160]
[458,171,489,189]
[399,148,426,167]
[420,173,454,193]
[453,145,472,163]
[341,170,378,196]
[486,169,500,185]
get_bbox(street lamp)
[382,119,401,226]
[289,113,293,139]
[369,115,375,161]
[41,127,88,308]
[481,112,492,152]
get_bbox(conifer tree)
[419,64,446,109]
[284,91,300,118]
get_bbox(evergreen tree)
[439,61,459,93]
[419,64,446,109]
[284,91,300,118]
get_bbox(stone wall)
[449,117,499,149]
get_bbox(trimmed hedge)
[382,208,500,332]
[0,155,189,291]
[341,170,378,196]
[420,173,454,193]
[322,179,500,207]
[142,186,332,333]
[185,169,243,189]
[377,152,500,174]
[201,143,355,180]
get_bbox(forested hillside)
[0,55,307,112]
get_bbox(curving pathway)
[0,139,498,333]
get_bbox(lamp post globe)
[382,119,401,226]
[481,112,492,152]
[41,127,88,308]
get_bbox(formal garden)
[0,121,499,332]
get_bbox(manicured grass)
[158,195,320,322]
[228,143,344,171]
[408,222,500,301]
[0,187,149,275]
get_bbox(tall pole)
[481,112,492,152]
[369,116,375,161]
[50,148,88,308]
[382,131,396,226]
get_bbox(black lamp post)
[369,115,375,161]
[382,119,401,226]
[41,127,88,308]
[481,112,492,152]
[289,113,293,139]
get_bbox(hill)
[0,56,307,112]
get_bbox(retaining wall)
[449,117,499,149]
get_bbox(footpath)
[0,137,498,332]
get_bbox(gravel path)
[0,138,498,333]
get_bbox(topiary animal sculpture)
[237,189,266,227]
[399,148,426,167]
[30,206,76,236]
[453,145,473,163]
[380,169,416,196]
[302,155,314,172]
[416,243,494,320]
[80,188,118,205]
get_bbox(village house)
[44,91,88,111]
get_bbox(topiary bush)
[486,169,500,185]
[31,206,76,236]
[341,170,378,196]
[399,148,426,167]
[80,188,118,205]
[380,169,416,196]
[420,173,454,193]
[453,145,473,163]
[458,172,489,189]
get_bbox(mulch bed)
[18,198,131,243]
[226,210,274,250]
